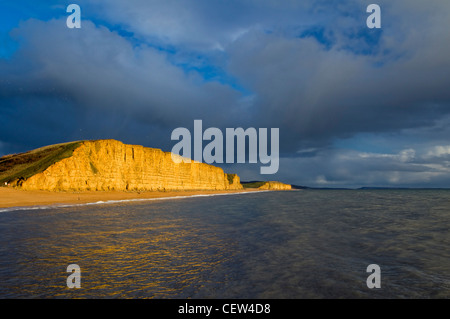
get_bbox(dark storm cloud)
[226,17,450,152]
[79,0,320,50]
[1,0,450,187]
[80,0,450,154]
[0,18,246,152]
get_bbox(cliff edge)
[0,139,243,191]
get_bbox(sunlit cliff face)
[20,140,243,191]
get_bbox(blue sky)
[1,0,450,188]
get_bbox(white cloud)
[425,146,450,159]
[399,149,416,162]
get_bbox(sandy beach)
[0,187,263,209]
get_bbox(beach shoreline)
[0,187,266,209]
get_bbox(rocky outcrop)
[258,181,292,190]
[19,139,243,191]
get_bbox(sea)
[0,189,449,299]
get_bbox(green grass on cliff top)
[241,181,266,189]
[0,141,83,184]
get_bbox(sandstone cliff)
[3,139,243,191]
[241,181,292,190]
[257,181,292,190]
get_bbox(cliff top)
[0,141,84,184]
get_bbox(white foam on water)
[0,190,269,213]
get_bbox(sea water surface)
[0,190,449,298]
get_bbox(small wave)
[0,190,269,213]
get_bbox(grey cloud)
[270,146,450,188]
[1,18,247,154]
[224,1,450,154]
[2,1,450,188]
[80,0,321,51]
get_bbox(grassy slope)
[0,141,83,184]
[241,181,266,189]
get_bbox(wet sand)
[0,187,264,209]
